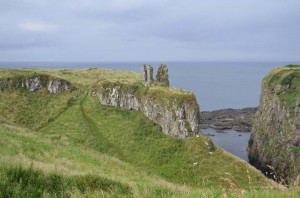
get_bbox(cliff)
[0,74,75,93]
[248,65,300,185]
[93,81,200,138]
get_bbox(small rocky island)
[200,107,257,132]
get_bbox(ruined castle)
[142,64,169,87]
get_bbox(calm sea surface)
[1,61,298,161]
[202,129,251,161]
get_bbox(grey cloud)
[0,32,59,50]
[0,0,299,61]
[0,22,60,50]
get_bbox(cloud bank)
[0,0,299,61]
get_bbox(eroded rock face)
[96,84,200,138]
[48,79,71,93]
[0,75,74,94]
[293,99,300,147]
[248,87,300,184]
[26,77,43,91]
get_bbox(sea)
[0,61,298,161]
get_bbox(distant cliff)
[0,74,75,93]
[248,65,300,185]
[93,81,200,138]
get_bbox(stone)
[48,79,71,93]
[147,65,154,83]
[156,64,169,86]
[142,64,147,84]
[27,77,43,91]
[142,64,154,87]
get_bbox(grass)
[0,68,141,90]
[81,95,269,189]
[0,89,78,130]
[0,165,131,197]
[263,65,300,111]
[0,68,299,197]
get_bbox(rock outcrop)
[94,82,200,138]
[200,107,257,132]
[248,66,300,185]
[0,74,75,94]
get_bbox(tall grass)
[0,165,132,197]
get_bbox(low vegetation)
[0,68,299,197]
[263,65,300,111]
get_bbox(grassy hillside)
[0,68,298,197]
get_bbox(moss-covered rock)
[0,74,76,94]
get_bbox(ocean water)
[1,61,297,161]
[202,129,251,161]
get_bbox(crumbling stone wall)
[142,65,154,86]
[142,64,169,87]
[156,64,169,86]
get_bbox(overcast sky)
[0,0,299,62]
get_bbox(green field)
[0,68,298,197]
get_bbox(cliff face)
[248,66,300,184]
[0,75,75,93]
[94,82,200,138]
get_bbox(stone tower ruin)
[142,64,154,86]
[142,64,169,87]
[156,64,169,87]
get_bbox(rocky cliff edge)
[93,81,200,138]
[248,65,300,185]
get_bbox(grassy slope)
[0,68,298,197]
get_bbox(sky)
[0,0,300,62]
